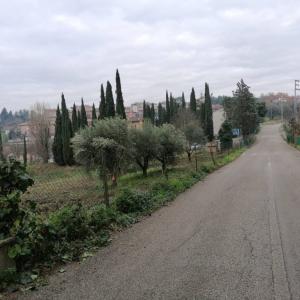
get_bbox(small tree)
[92,103,97,126]
[0,129,4,161]
[155,124,185,177]
[81,98,88,127]
[218,120,233,151]
[204,83,214,141]
[23,135,27,167]
[53,106,64,165]
[182,92,186,109]
[165,91,170,123]
[129,122,158,176]
[72,118,128,206]
[29,102,51,163]
[106,81,115,117]
[72,103,78,133]
[99,84,106,120]
[173,109,206,161]
[115,69,126,119]
[61,94,74,165]
[190,88,197,113]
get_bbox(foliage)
[190,87,197,113]
[0,158,34,239]
[155,124,186,176]
[115,188,152,214]
[72,118,129,206]
[52,106,64,165]
[61,94,74,165]
[233,79,258,138]
[165,91,171,123]
[23,136,27,167]
[129,122,158,176]
[173,109,206,160]
[80,98,88,128]
[0,128,4,160]
[256,101,267,119]
[72,103,78,133]
[218,120,233,151]
[92,103,97,125]
[115,69,126,119]
[106,81,115,117]
[99,84,106,120]
[204,83,214,141]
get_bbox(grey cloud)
[1,0,300,110]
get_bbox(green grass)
[22,148,245,214]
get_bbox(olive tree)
[72,118,129,206]
[129,121,158,177]
[173,109,206,161]
[155,124,185,178]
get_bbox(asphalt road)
[22,123,300,300]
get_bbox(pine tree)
[234,79,258,138]
[158,103,164,126]
[72,103,78,133]
[0,129,4,161]
[106,81,115,117]
[99,84,106,119]
[92,103,97,126]
[190,88,197,113]
[23,135,27,167]
[166,91,170,123]
[204,83,214,141]
[150,103,155,124]
[52,105,64,165]
[61,94,74,165]
[77,110,81,129]
[81,98,88,127]
[115,69,126,119]
[182,92,186,109]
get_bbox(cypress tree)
[170,93,174,119]
[61,93,74,165]
[190,88,197,113]
[165,90,170,123]
[146,104,151,120]
[143,100,146,119]
[158,103,163,126]
[0,129,4,161]
[23,135,27,167]
[182,92,186,109]
[150,103,155,124]
[204,83,214,141]
[92,103,97,126]
[106,81,115,117]
[52,105,64,165]
[115,69,126,119]
[99,84,106,119]
[200,102,206,129]
[81,98,88,127]
[72,103,78,133]
[77,110,81,129]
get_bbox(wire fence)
[21,139,244,214]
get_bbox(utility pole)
[294,80,300,120]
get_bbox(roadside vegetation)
[0,78,263,294]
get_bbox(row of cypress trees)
[143,83,214,141]
[52,69,126,165]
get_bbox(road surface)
[22,123,300,299]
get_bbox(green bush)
[115,188,152,213]
[0,159,34,240]
[49,204,91,242]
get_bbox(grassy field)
[22,148,245,214]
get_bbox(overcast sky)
[1,0,300,110]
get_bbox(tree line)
[52,69,127,166]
